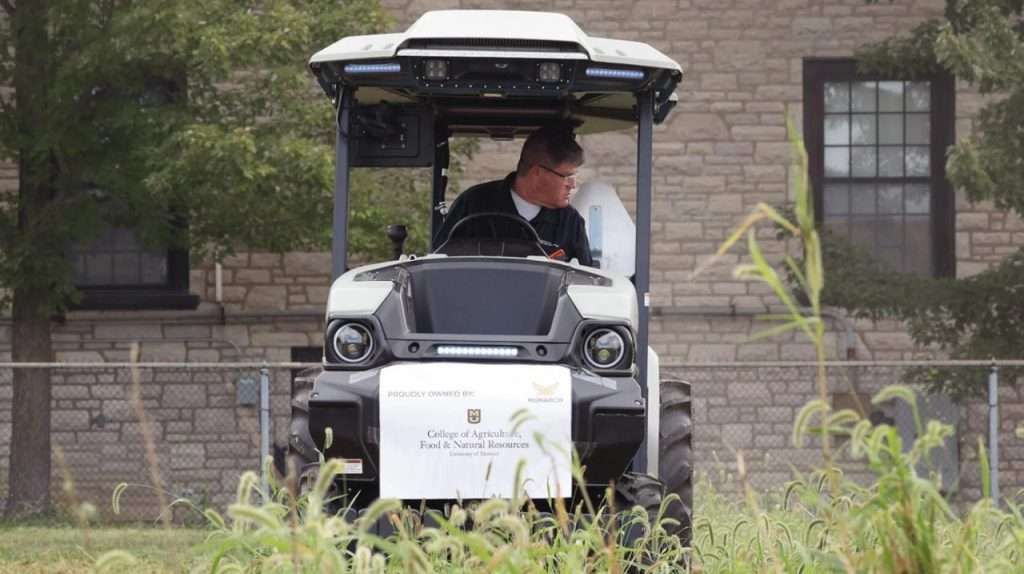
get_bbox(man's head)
[514,126,584,209]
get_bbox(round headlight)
[583,329,625,369]
[332,323,374,363]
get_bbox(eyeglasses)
[536,164,578,184]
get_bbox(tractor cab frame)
[309,12,682,460]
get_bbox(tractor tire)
[658,378,693,546]
[287,367,348,515]
[287,367,322,478]
[613,472,689,558]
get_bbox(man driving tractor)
[432,125,594,266]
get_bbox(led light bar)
[585,67,644,80]
[343,62,401,74]
[436,345,519,358]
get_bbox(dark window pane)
[906,82,930,112]
[905,146,930,176]
[111,228,136,250]
[825,115,850,145]
[72,255,86,280]
[851,147,877,177]
[825,184,850,215]
[851,114,876,144]
[851,183,876,214]
[878,184,903,214]
[906,214,933,275]
[877,215,903,247]
[879,81,904,112]
[852,81,877,112]
[140,253,169,284]
[825,147,850,177]
[84,254,112,286]
[71,227,169,287]
[113,253,140,284]
[850,218,876,250]
[905,184,930,214]
[879,114,904,144]
[825,82,850,112]
[906,114,930,145]
[824,217,849,239]
[879,146,904,176]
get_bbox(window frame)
[70,232,199,311]
[803,58,956,278]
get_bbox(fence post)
[260,365,271,499]
[988,362,1000,506]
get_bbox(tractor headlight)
[583,328,625,369]
[424,59,449,81]
[538,62,561,83]
[332,323,374,363]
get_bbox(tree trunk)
[5,290,53,518]
[4,0,55,519]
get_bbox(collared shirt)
[510,187,542,221]
[433,172,595,267]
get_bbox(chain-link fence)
[0,360,1021,523]
[0,363,317,523]
[663,360,1023,504]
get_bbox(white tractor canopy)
[309,10,682,136]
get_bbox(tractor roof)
[309,10,683,135]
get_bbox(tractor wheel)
[658,378,693,546]
[287,367,347,515]
[287,367,323,478]
[613,472,689,560]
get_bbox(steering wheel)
[434,212,548,257]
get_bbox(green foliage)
[98,462,687,573]
[798,227,1021,397]
[700,143,1024,569]
[693,387,1024,573]
[0,0,449,311]
[83,390,1024,572]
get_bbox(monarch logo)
[532,380,559,397]
[530,380,564,403]
[467,409,481,424]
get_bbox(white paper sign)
[379,362,572,500]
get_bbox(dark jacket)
[433,173,594,266]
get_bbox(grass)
[5,462,1022,573]
[0,521,205,573]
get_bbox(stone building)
[1,0,1021,516]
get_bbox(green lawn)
[0,522,206,574]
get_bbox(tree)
[0,0,410,517]
[815,0,1024,395]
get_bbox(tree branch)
[0,0,13,17]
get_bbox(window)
[803,59,955,277]
[70,227,198,310]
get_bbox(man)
[433,126,594,266]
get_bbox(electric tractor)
[289,10,693,543]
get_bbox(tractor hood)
[326,255,639,335]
